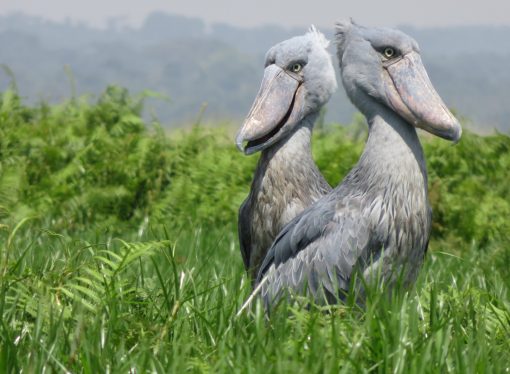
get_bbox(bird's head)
[236,26,338,154]
[335,19,461,142]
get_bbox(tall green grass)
[0,87,509,372]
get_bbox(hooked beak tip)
[235,133,246,153]
[451,124,462,144]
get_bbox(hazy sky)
[2,0,510,29]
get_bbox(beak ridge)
[235,64,301,153]
[384,51,462,142]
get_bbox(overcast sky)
[2,0,510,29]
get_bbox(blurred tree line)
[0,12,509,131]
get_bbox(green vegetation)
[0,87,509,372]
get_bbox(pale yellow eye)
[384,47,395,58]
[291,63,302,73]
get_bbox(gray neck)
[345,104,428,196]
[254,112,321,186]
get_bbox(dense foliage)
[0,87,508,372]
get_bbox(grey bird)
[236,27,338,281]
[251,20,462,309]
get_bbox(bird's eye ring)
[291,63,303,73]
[384,47,395,58]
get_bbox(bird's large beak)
[383,51,462,142]
[236,64,304,154]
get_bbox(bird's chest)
[248,171,315,270]
[250,177,308,247]
[365,174,431,284]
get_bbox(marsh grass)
[1,223,509,372]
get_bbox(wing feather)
[238,198,252,271]
[256,193,377,305]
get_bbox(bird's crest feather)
[335,18,356,62]
[307,25,330,49]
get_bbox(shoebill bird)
[236,27,337,281]
[250,20,462,309]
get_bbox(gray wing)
[256,193,376,305]
[238,198,252,271]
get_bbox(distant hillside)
[0,12,508,131]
